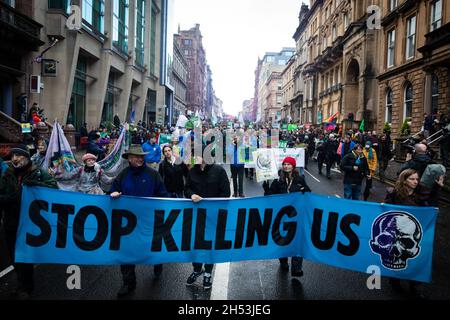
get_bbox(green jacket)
[0,163,57,230]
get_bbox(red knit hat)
[282,157,296,168]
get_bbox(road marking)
[335,194,341,198]
[305,169,320,183]
[210,262,230,300]
[0,265,14,278]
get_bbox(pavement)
[0,158,449,300]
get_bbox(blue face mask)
[355,157,361,166]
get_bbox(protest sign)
[16,187,437,283]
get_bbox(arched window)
[431,74,439,111]
[386,88,393,125]
[404,83,413,120]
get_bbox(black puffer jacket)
[264,171,311,195]
[184,164,231,199]
[399,154,434,177]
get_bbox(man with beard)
[0,145,57,299]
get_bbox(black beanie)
[10,144,31,159]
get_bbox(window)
[344,13,349,30]
[3,0,15,7]
[113,0,129,54]
[48,0,69,11]
[385,88,393,124]
[431,74,439,111]
[276,96,282,104]
[389,0,397,11]
[404,83,413,120]
[135,0,145,66]
[387,29,395,67]
[184,49,189,56]
[430,0,442,31]
[69,58,87,131]
[82,0,104,34]
[332,25,337,41]
[183,39,192,45]
[278,60,286,65]
[149,1,158,75]
[406,15,416,60]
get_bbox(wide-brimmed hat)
[122,144,149,159]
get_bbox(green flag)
[359,119,365,131]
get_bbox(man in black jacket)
[398,143,434,177]
[184,147,231,290]
[341,144,370,200]
[323,134,339,179]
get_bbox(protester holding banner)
[262,156,310,278]
[110,144,169,297]
[142,133,162,170]
[77,153,104,195]
[0,145,57,299]
[383,169,427,299]
[158,145,188,198]
[340,144,370,200]
[184,146,231,289]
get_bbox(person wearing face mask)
[0,145,57,299]
[110,144,169,298]
[340,144,370,200]
[362,141,378,201]
[30,139,48,169]
[262,157,311,278]
[184,144,231,290]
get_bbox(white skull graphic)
[370,212,422,270]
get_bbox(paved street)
[1,160,449,300]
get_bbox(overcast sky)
[172,0,301,116]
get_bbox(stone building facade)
[175,24,206,115]
[377,0,450,137]
[2,0,170,131]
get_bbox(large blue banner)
[15,186,437,282]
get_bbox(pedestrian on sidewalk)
[340,144,369,200]
[110,145,169,298]
[262,157,311,278]
[184,145,231,290]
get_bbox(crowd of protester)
[1,110,449,300]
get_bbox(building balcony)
[418,22,450,58]
[0,1,44,51]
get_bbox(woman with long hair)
[158,145,188,198]
[263,157,311,278]
[384,169,426,298]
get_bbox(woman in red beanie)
[262,156,311,278]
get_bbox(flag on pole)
[359,119,365,131]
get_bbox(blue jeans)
[344,184,362,200]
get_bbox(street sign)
[42,59,57,77]
[21,123,32,133]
